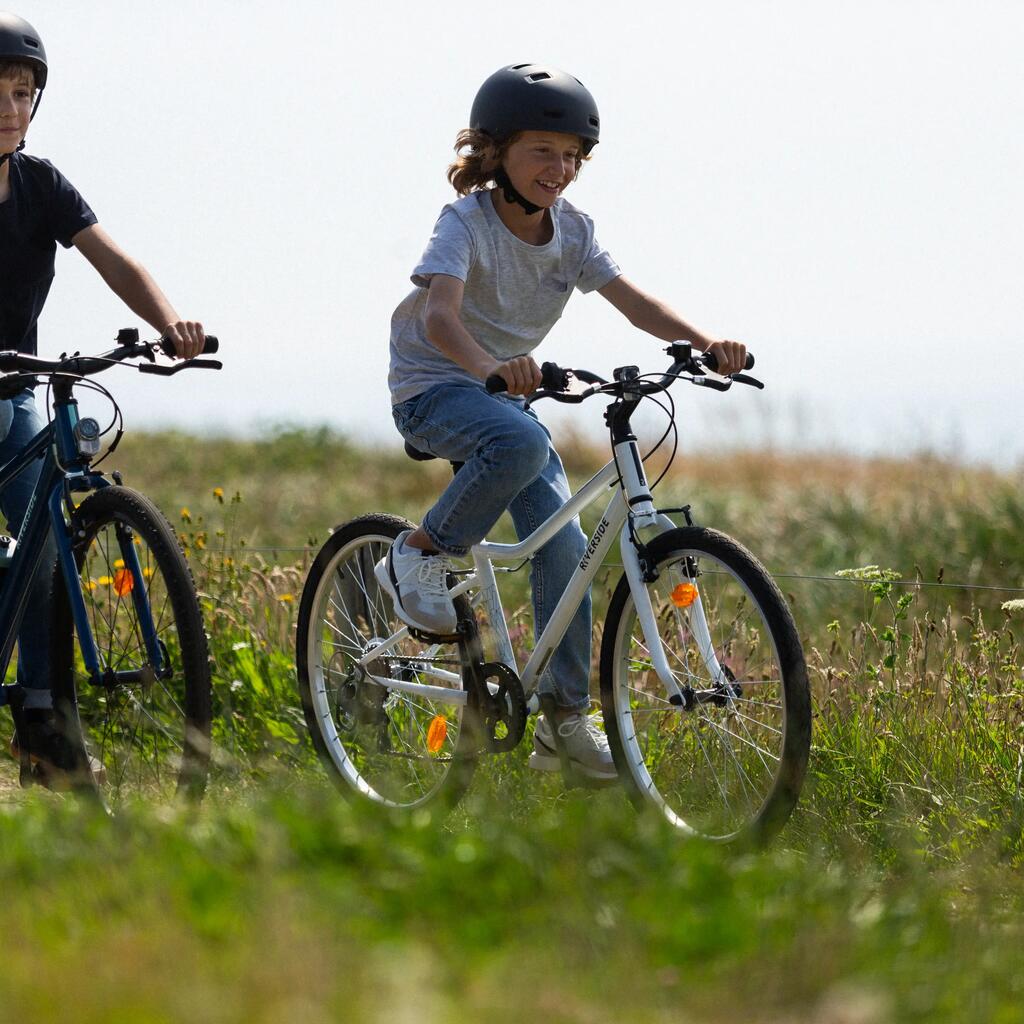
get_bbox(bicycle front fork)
[619,520,727,706]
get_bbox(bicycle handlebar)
[485,343,762,406]
[0,332,221,384]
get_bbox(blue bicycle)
[0,329,220,806]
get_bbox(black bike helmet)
[470,63,600,155]
[0,12,47,91]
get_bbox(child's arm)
[599,276,747,375]
[424,275,542,395]
[72,225,205,359]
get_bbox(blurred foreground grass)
[0,428,1022,1022]
[1,782,1022,1024]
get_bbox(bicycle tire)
[600,526,810,844]
[296,513,481,811]
[51,485,212,805]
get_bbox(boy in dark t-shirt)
[0,12,205,784]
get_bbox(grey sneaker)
[529,711,617,781]
[374,530,458,635]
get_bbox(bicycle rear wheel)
[296,513,480,811]
[51,486,212,806]
[600,527,810,844]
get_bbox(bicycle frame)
[0,385,164,708]
[357,440,728,712]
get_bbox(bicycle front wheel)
[296,513,480,811]
[600,527,810,844]
[51,486,212,805]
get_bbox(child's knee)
[485,420,549,485]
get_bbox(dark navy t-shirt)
[0,152,97,354]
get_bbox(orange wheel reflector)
[427,715,448,753]
[671,583,698,608]
[113,568,135,596]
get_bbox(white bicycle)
[296,343,811,843]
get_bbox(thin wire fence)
[212,545,1024,596]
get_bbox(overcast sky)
[15,0,1024,465]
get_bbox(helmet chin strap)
[494,165,543,217]
[0,139,25,170]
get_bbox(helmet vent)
[589,116,599,127]
[23,36,41,50]
[527,72,552,82]
[510,63,531,70]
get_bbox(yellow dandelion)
[278,593,295,604]
[98,575,114,586]
[143,566,155,579]
[213,487,224,502]
[180,507,192,522]
[114,558,125,569]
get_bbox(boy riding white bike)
[375,64,748,782]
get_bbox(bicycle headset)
[0,12,47,170]
[469,63,600,216]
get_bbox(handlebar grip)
[703,349,755,373]
[485,361,569,395]
[160,334,219,357]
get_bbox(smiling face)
[0,69,34,155]
[499,130,583,210]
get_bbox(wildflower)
[278,594,295,604]
[113,569,135,596]
[213,487,224,502]
[180,507,192,523]
[1003,599,1024,614]
[835,565,902,582]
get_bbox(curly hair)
[446,128,589,196]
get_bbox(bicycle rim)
[605,536,806,841]
[300,523,474,809]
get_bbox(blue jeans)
[393,383,592,711]
[0,391,56,710]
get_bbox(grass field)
[1,427,1022,1023]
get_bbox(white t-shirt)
[388,189,620,404]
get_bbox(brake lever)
[523,389,589,411]
[691,377,732,392]
[732,372,764,390]
[138,357,223,376]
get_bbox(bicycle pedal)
[407,625,462,645]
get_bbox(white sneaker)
[374,530,458,635]
[529,711,617,780]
